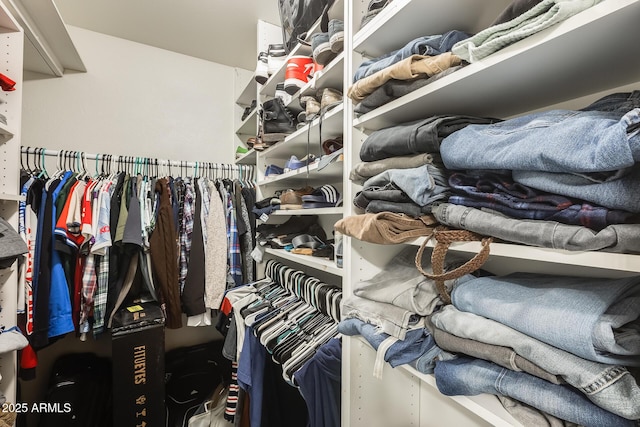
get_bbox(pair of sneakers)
[255,44,287,85]
[298,87,343,123]
[311,19,344,66]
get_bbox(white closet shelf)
[257,158,343,187]
[260,104,344,158]
[271,206,343,216]
[354,0,640,131]
[259,0,344,99]
[0,193,24,202]
[351,337,523,427]
[235,109,258,136]
[236,75,257,107]
[265,248,343,276]
[0,122,14,143]
[353,0,512,59]
[409,236,640,274]
[235,149,256,165]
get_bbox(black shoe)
[261,98,297,143]
[241,106,251,121]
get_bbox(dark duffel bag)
[37,352,112,427]
[165,340,231,427]
[278,0,335,52]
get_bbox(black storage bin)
[111,302,165,427]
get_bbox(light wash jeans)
[432,202,640,254]
[338,317,441,372]
[341,294,417,340]
[441,108,640,174]
[513,164,640,213]
[432,305,640,420]
[362,164,449,207]
[353,30,471,81]
[435,357,635,427]
[451,272,640,366]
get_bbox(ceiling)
[53,0,281,71]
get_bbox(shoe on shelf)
[311,32,336,66]
[328,19,344,53]
[260,97,298,143]
[246,137,256,148]
[298,95,321,122]
[235,146,249,159]
[241,106,252,121]
[322,136,343,155]
[267,43,287,76]
[318,87,343,112]
[284,56,314,95]
[284,154,317,172]
[279,186,315,209]
[275,82,292,106]
[265,164,284,178]
[302,184,341,208]
[255,52,269,85]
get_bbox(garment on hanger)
[17,148,256,348]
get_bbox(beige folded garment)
[335,212,437,244]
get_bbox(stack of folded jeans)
[435,91,640,251]
[339,246,477,374]
[350,114,497,218]
[429,272,640,426]
[348,31,471,108]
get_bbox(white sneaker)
[267,44,287,76]
[255,52,269,85]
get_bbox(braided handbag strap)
[415,227,492,304]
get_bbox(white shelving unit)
[264,248,344,277]
[0,121,14,143]
[0,1,23,405]
[341,0,640,426]
[354,0,640,131]
[235,148,257,166]
[251,7,347,284]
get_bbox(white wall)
[22,25,236,165]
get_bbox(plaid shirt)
[448,171,634,231]
[79,254,97,334]
[93,251,109,335]
[179,179,195,293]
[226,187,242,287]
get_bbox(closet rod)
[20,146,249,171]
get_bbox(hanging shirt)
[18,176,35,316]
[48,170,76,339]
[226,182,242,288]
[205,180,228,310]
[149,178,182,329]
[178,179,195,293]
